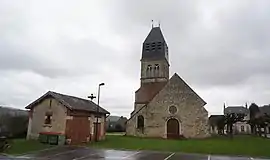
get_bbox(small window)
[45,115,52,125]
[45,111,53,125]
[241,126,244,132]
[137,115,144,128]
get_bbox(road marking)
[208,155,211,160]
[122,151,141,159]
[15,146,60,156]
[164,152,175,160]
[42,149,78,158]
[72,153,97,160]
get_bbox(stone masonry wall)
[126,74,210,138]
[141,59,169,83]
[145,74,210,138]
[27,98,67,139]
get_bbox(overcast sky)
[1,0,270,117]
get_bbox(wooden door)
[66,116,90,144]
[167,118,180,139]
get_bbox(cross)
[88,94,96,101]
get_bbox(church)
[126,26,210,139]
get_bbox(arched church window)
[155,64,159,70]
[154,64,159,76]
[146,65,153,77]
[137,115,144,128]
[146,65,151,70]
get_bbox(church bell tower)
[140,26,170,84]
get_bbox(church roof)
[144,27,166,43]
[129,73,207,120]
[25,91,110,114]
[135,82,167,104]
[141,27,168,61]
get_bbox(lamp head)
[99,83,105,86]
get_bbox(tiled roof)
[25,91,109,114]
[260,105,270,115]
[135,82,167,104]
[224,106,249,115]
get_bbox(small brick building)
[25,91,109,144]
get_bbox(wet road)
[0,146,269,160]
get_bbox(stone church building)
[126,26,210,139]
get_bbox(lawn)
[90,135,270,158]
[4,139,53,155]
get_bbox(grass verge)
[3,139,53,155]
[90,135,270,158]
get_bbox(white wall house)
[224,105,251,134]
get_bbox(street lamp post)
[95,83,105,142]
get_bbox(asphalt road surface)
[1,146,269,160]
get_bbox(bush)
[0,115,28,139]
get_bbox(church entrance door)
[167,118,180,139]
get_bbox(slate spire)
[144,27,166,43]
[141,27,168,61]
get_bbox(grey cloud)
[1,0,270,116]
[0,35,127,78]
[104,0,270,87]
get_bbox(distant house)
[224,105,251,134]
[106,116,127,132]
[25,91,110,144]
